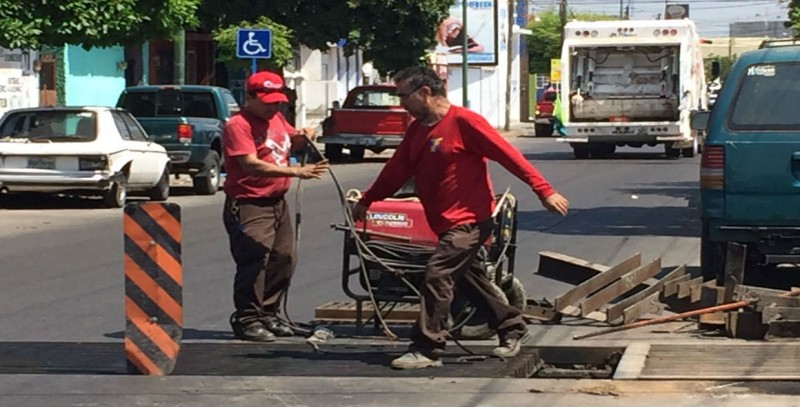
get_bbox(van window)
[728,62,800,131]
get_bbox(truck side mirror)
[332,101,341,109]
[690,111,711,131]
[711,61,721,78]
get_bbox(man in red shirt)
[223,71,329,342]
[352,66,569,369]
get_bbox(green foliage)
[0,0,200,49]
[212,17,294,70]
[704,55,737,82]
[526,10,616,74]
[783,0,800,35]
[197,0,452,75]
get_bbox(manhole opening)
[527,346,623,379]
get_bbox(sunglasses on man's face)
[397,85,424,99]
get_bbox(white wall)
[445,1,522,128]
[0,48,39,117]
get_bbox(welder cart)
[336,191,527,339]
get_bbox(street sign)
[550,58,561,82]
[236,29,272,59]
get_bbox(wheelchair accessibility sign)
[236,29,272,59]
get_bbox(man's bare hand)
[541,192,569,216]
[351,203,369,222]
[293,127,316,141]
[295,160,329,179]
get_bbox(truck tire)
[350,146,365,161]
[325,144,343,162]
[572,145,590,159]
[681,135,699,158]
[701,219,726,284]
[148,167,170,202]
[590,144,616,158]
[534,123,553,137]
[193,151,220,195]
[664,143,681,158]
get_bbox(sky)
[531,0,789,37]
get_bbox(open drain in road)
[0,342,623,378]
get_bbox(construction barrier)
[123,202,182,375]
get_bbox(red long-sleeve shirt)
[358,105,555,235]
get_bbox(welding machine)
[335,188,527,339]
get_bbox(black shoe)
[230,313,276,342]
[263,317,294,337]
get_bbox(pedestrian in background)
[352,66,569,369]
[222,71,329,342]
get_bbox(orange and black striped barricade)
[123,202,182,375]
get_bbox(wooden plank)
[613,343,650,380]
[605,265,686,323]
[314,301,419,322]
[766,320,800,340]
[663,274,690,297]
[554,252,642,312]
[677,276,703,299]
[579,258,662,317]
[536,251,610,285]
[622,292,664,324]
[763,307,800,323]
[723,243,746,303]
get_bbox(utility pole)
[559,0,567,47]
[462,1,469,108]
[664,0,669,19]
[619,0,623,19]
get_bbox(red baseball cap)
[246,71,289,104]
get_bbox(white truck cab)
[559,19,707,159]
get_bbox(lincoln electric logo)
[367,212,413,228]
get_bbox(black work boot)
[262,316,294,337]
[230,313,276,342]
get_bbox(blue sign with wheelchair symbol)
[236,29,272,59]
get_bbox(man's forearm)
[243,160,298,178]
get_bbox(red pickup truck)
[320,85,412,162]
[533,88,557,137]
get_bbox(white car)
[0,106,170,208]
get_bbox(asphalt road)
[0,134,731,406]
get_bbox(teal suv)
[692,40,800,283]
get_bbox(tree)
[782,0,800,34]
[704,55,736,82]
[197,0,452,74]
[526,10,616,74]
[0,0,201,49]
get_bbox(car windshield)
[348,89,401,108]
[543,92,557,102]
[122,90,218,118]
[0,110,97,142]
[728,62,800,131]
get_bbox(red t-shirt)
[359,105,555,235]
[222,111,295,199]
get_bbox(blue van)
[691,40,800,283]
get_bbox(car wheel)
[103,181,127,208]
[701,219,726,284]
[325,144,343,162]
[193,151,220,195]
[350,146,365,162]
[148,167,170,202]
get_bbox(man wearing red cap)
[223,71,329,342]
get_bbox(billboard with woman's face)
[434,0,498,66]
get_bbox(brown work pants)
[223,196,294,319]
[410,220,527,355]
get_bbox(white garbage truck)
[558,19,707,159]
